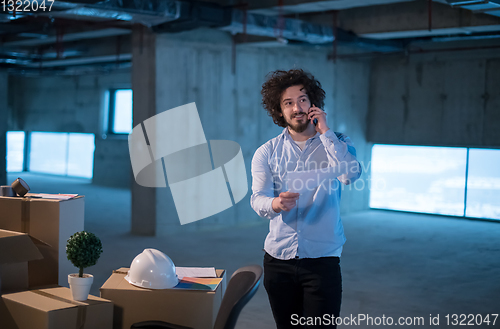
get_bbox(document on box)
[26,193,78,200]
[174,277,222,291]
[176,267,217,279]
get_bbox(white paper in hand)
[286,165,348,193]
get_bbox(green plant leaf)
[66,231,103,272]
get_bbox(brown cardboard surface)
[0,230,43,294]
[0,263,29,295]
[0,230,43,264]
[0,196,84,288]
[100,268,226,329]
[1,286,113,329]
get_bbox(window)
[107,89,133,134]
[6,131,25,172]
[29,132,69,175]
[67,133,96,178]
[370,145,467,216]
[465,149,500,220]
[29,132,95,179]
[370,144,500,221]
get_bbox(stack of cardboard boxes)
[0,196,113,329]
[0,194,227,329]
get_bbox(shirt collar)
[282,127,320,142]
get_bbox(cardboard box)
[0,286,113,329]
[0,229,43,294]
[100,268,226,329]
[0,196,84,287]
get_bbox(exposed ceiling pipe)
[330,42,500,59]
[220,9,334,44]
[3,28,130,47]
[0,53,131,67]
[46,0,181,27]
[7,62,132,76]
[24,53,132,67]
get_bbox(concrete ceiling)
[1,0,500,74]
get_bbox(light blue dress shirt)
[251,128,362,260]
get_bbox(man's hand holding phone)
[308,104,329,134]
[272,191,300,213]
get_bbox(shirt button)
[298,230,301,233]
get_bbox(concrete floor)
[8,173,500,328]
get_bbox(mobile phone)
[309,107,318,125]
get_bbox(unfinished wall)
[333,60,372,214]
[0,71,7,185]
[9,72,131,187]
[368,50,500,148]
[153,28,371,235]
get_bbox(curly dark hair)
[261,69,326,128]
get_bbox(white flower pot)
[68,273,94,301]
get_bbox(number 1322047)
[2,0,54,12]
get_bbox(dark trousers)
[263,252,342,329]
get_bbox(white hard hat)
[125,248,179,289]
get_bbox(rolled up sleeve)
[250,144,280,220]
[319,130,362,185]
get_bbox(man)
[250,69,361,329]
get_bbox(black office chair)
[131,265,263,329]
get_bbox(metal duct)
[220,9,334,44]
[27,0,181,27]
[152,1,232,33]
[220,9,404,52]
[335,29,405,52]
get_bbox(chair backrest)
[213,265,263,329]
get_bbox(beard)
[285,114,310,133]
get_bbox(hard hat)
[125,248,179,289]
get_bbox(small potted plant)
[66,231,103,301]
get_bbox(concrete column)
[0,71,8,185]
[131,25,157,235]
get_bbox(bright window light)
[29,132,68,175]
[7,131,25,172]
[112,89,133,134]
[465,149,500,220]
[370,145,467,216]
[67,133,96,179]
[29,132,95,178]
